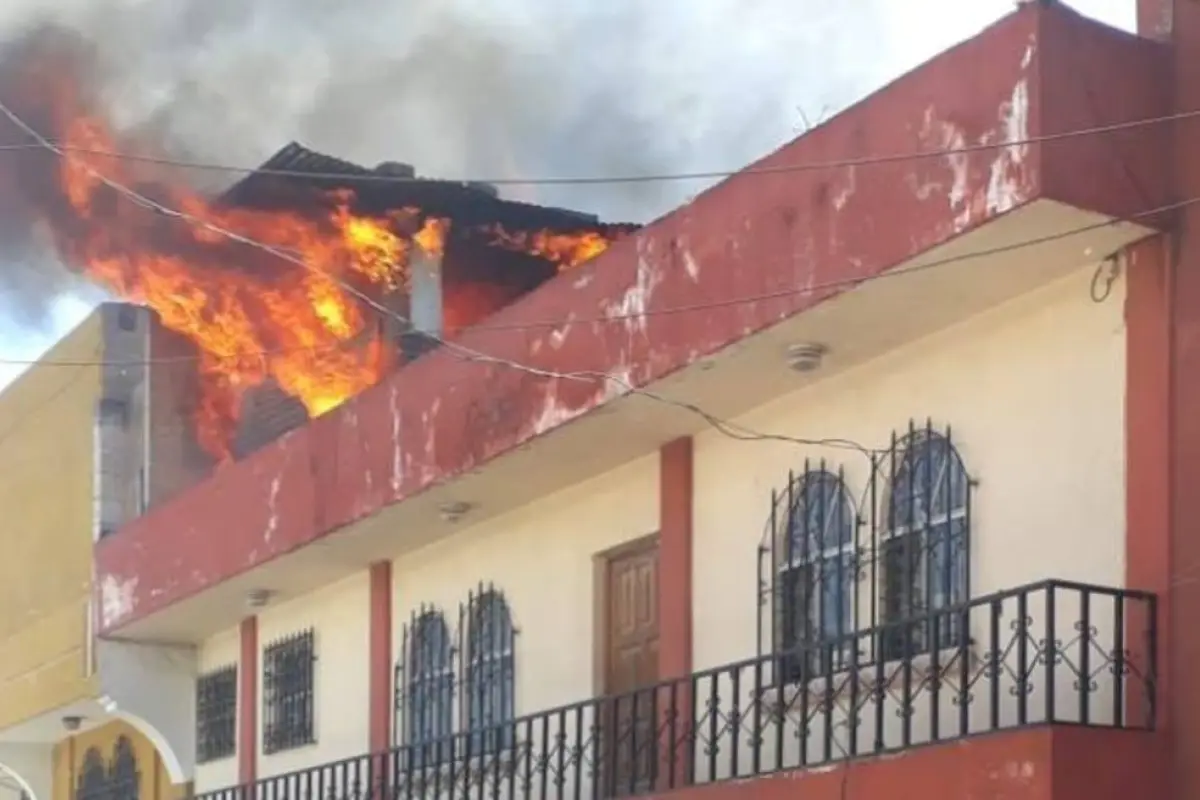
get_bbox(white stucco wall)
[255,572,371,781]
[390,453,659,721]
[692,268,1127,673]
[189,266,1131,793]
[192,628,240,793]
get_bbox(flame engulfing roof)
[220,141,632,237]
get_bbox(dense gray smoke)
[0,0,891,328]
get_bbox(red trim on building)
[1123,236,1171,738]
[657,437,693,788]
[368,561,393,754]
[238,615,258,786]
[658,437,693,680]
[641,727,1165,800]
[95,3,1168,638]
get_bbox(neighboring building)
[22,1,1200,799]
[0,306,196,800]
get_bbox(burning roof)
[0,46,638,461]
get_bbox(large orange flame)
[4,39,633,462]
[51,113,438,459]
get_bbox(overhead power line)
[0,107,1196,187]
[0,96,872,452]
[0,96,1186,452]
[0,194,1186,369]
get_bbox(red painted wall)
[644,727,1164,800]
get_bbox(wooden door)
[599,537,660,797]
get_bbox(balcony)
[196,579,1156,800]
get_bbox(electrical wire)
[0,106,1197,186]
[0,98,1190,453]
[0,198,1184,370]
[0,97,871,452]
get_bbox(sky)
[0,0,1136,389]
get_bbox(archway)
[0,743,53,800]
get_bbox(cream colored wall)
[255,572,370,781]
[692,267,1126,673]
[193,452,658,793]
[390,453,659,720]
[189,266,1128,791]
[192,629,240,793]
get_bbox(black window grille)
[262,629,316,754]
[758,419,975,674]
[195,664,238,763]
[770,465,859,680]
[880,421,971,659]
[463,585,516,754]
[397,608,455,765]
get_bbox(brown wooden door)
[600,538,660,797]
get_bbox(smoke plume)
[0,0,890,327]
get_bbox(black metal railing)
[197,579,1156,800]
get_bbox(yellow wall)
[0,312,103,730]
[52,720,179,800]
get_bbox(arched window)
[772,466,857,680]
[406,610,455,764]
[881,424,970,659]
[74,748,106,800]
[109,737,139,800]
[464,588,516,753]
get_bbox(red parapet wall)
[94,1,1168,633]
[643,727,1166,800]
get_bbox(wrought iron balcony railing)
[198,579,1156,800]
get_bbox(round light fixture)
[786,343,828,373]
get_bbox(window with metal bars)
[880,423,971,660]
[773,466,858,681]
[262,629,316,754]
[395,587,520,765]
[400,609,455,765]
[463,586,516,754]
[195,664,238,763]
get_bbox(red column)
[1133,2,1200,798]
[657,436,693,790]
[369,561,394,753]
[658,437,694,679]
[238,616,258,786]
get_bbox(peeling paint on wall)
[917,39,1035,237]
[264,471,283,543]
[99,573,138,629]
[604,235,664,334]
[390,382,404,496]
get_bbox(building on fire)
[5,0,1200,798]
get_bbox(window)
[774,467,857,679]
[110,736,139,799]
[196,665,238,763]
[74,748,107,800]
[117,306,138,331]
[74,738,140,800]
[464,588,515,753]
[262,629,316,754]
[404,610,455,763]
[881,424,970,659]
